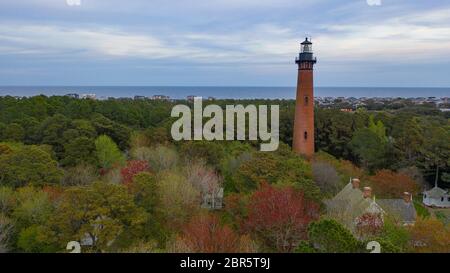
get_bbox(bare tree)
[0,187,15,215]
[0,214,13,253]
[148,145,178,172]
[185,161,222,195]
[131,145,178,172]
[130,146,152,162]
[312,161,341,195]
[61,164,98,186]
[159,172,200,229]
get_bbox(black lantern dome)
[296,37,317,65]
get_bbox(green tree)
[0,122,6,141]
[130,172,167,245]
[231,150,321,200]
[3,123,25,142]
[391,116,424,166]
[94,135,125,170]
[62,137,96,167]
[349,128,388,171]
[368,115,388,142]
[71,119,97,139]
[179,141,225,168]
[130,172,158,213]
[0,146,63,187]
[17,225,58,253]
[315,109,368,159]
[47,182,148,252]
[418,120,450,188]
[17,117,41,144]
[369,219,410,253]
[12,186,54,230]
[38,114,70,158]
[91,114,131,150]
[304,219,363,253]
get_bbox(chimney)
[351,178,360,189]
[363,187,372,199]
[403,192,412,203]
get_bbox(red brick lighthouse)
[293,38,317,157]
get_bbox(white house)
[80,93,96,100]
[423,186,450,208]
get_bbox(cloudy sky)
[0,0,450,87]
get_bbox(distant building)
[65,93,79,99]
[423,184,450,208]
[80,94,96,100]
[187,95,196,102]
[201,188,224,210]
[134,95,147,100]
[151,95,170,101]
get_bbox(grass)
[413,199,430,218]
[434,211,450,226]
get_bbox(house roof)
[377,199,417,224]
[325,183,382,229]
[325,182,417,227]
[424,187,448,199]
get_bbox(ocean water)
[0,86,449,99]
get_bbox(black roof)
[301,37,312,45]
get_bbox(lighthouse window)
[305,96,309,106]
[304,131,308,140]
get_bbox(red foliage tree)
[355,213,384,238]
[245,183,320,252]
[179,214,243,253]
[121,160,149,187]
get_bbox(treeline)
[0,95,448,187]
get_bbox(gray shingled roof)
[325,183,417,227]
[377,199,417,224]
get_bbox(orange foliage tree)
[245,183,320,252]
[408,218,450,253]
[368,170,419,198]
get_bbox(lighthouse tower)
[293,38,317,157]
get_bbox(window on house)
[448,197,450,202]
[424,194,427,199]
[442,197,444,202]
